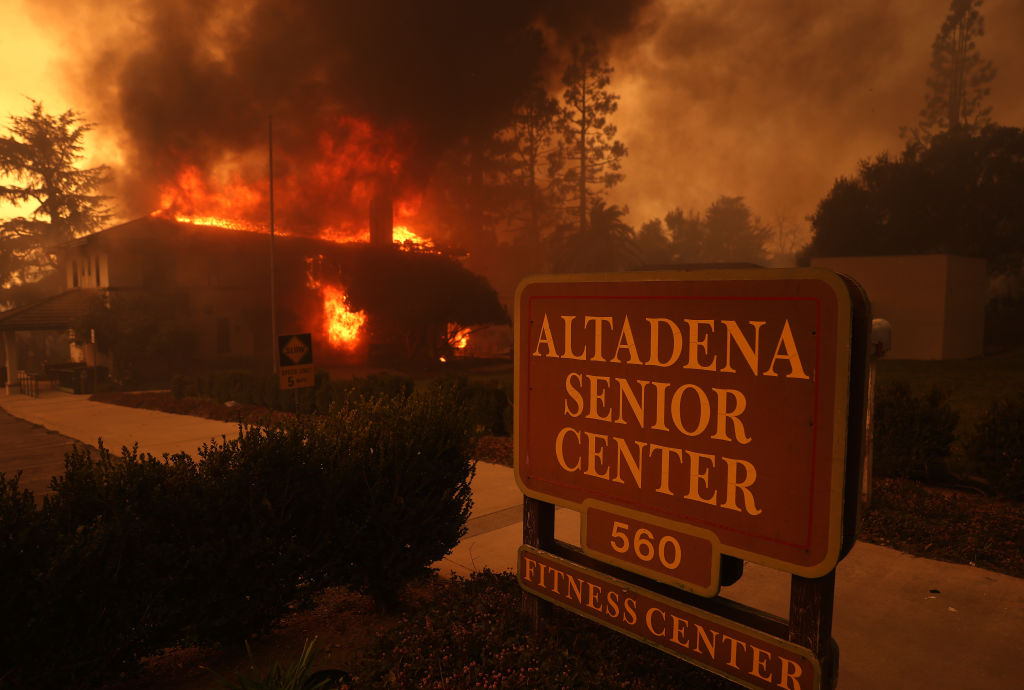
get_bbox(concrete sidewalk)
[3,390,1022,689]
[0,389,239,463]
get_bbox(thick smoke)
[36,0,652,233]
[609,0,1024,241]
[26,0,1024,247]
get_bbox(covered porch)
[0,289,108,395]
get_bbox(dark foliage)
[347,571,732,689]
[430,375,512,436]
[860,478,1024,577]
[808,126,1024,275]
[0,386,475,688]
[640,196,771,267]
[963,395,1024,500]
[171,369,416,416]
[872,382,959,480]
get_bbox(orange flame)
[321,284,366,349]
[448,324,471,350]
[152,166,264,231]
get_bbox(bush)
[872,381,959,480]
[430,376,512,436]
[347,571,732,689]
[175,370,415,416]
[963,395,1024,500]
[312,372,414,415]
[0,385,476,688]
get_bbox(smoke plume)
[32,0,652,234]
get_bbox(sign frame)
[514,268,864,584]
[516,267,871,690]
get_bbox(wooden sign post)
[515,269,870,689]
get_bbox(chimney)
[369,175,393,247]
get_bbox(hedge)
[963,395,1024,500]
[872,381,958,481]
[0,385,475,688]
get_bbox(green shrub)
[963,395,1024,500]
[872,381,959,480]
[0,385,476,687]
[0,472,55,686]
[430,376,511,436]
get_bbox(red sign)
[514,269,857,581]
[518,545,822,690]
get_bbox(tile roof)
[0,289,103,331]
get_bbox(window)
[71,261,79,287]
[95,256,101,285]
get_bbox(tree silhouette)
[909,0,996,144]
[643,199,769,266]
[0,101,109,294]
[501,83,561,259]
[553,37,627,234]
[665,208,704,263]
[701,196,771,264]
[635,218,673,267]
[550,199,637,273]
[808,126,1024,276]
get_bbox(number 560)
[609,520,683,570]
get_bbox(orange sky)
[2,0,1022,246]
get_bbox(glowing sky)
[2,0,1022,245]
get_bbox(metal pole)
[269,115,279,376]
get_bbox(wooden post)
[522,496,554,631]
[789,571,838,689]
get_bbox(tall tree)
[502,83,561,257]
[910,0,996,144]
[553,36,627,234]
[0,101,109,292]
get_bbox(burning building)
[0,210,507,390]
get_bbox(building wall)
[810,254,987,360]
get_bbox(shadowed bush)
[0,385,475,688]
[873,381,959,480]
[963,395,1024,500]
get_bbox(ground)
[5,389,1021,689]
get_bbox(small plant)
[221,638,346,690]
[873,381,959,480]
[963,395,1024,500]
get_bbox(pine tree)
[911,0,996,143]
[503,84,561,256]
[553,36,627,234]
[0,101,110,290]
